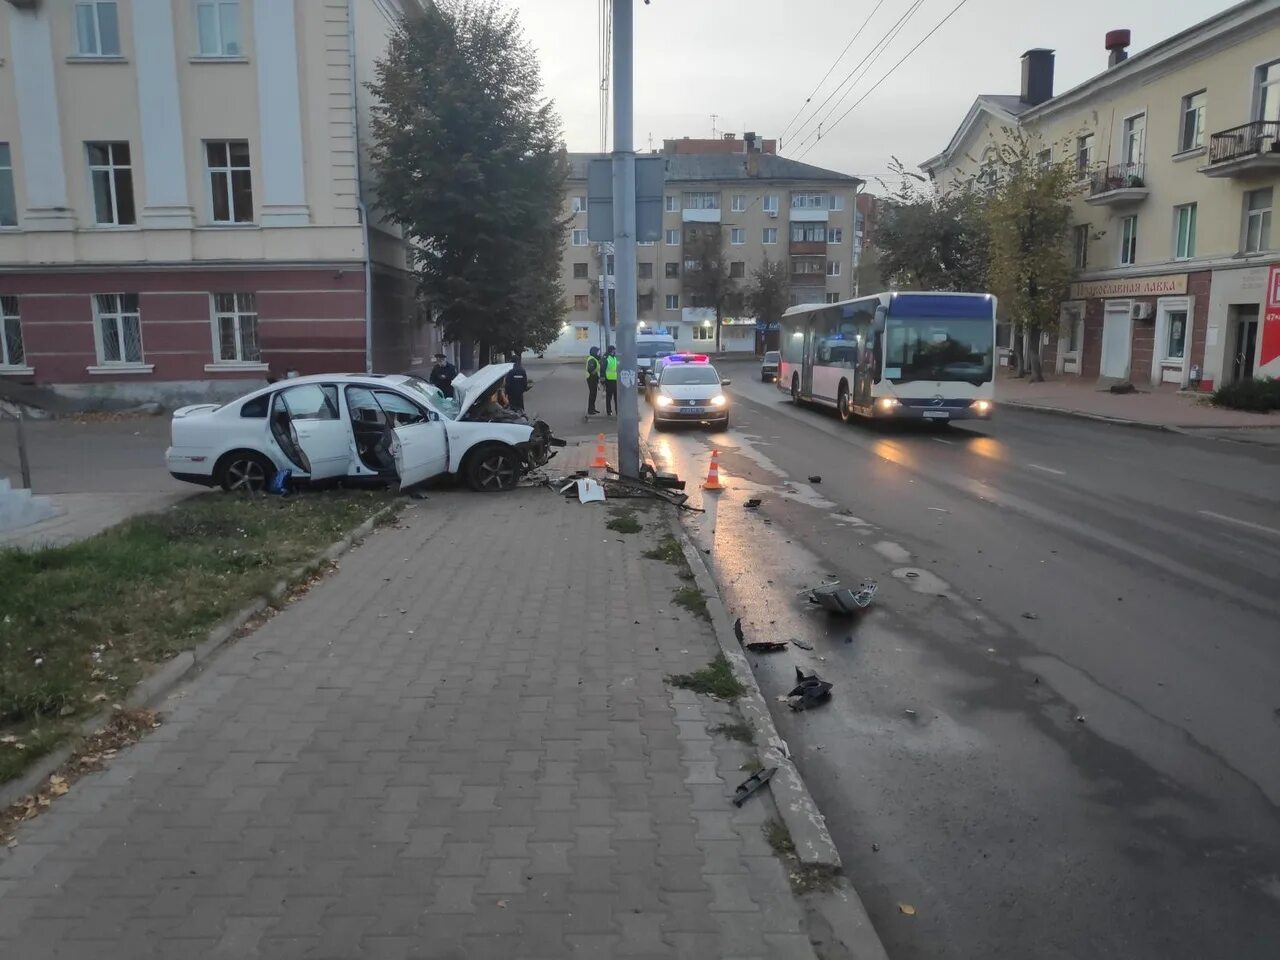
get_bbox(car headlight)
[877,397,899,411]
[971,399,993,414]
[655,395,673,408]
[710,395,727,407]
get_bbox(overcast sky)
[508,0,1231,191]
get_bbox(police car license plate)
[922,410,950,419]
[681,407,707,415]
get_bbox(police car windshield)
[661,365,720,385]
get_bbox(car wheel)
[652,418,667,432]
[218,451,274,493]
[790,374,800,403]
[466,444,521,492]
[838,385,854,423]
[712,418,729,432]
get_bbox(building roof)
[567,152,861,185]
[919,95,1031,174]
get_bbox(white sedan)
[165,364,560,493]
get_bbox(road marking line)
[1198,510,1280,538]
[1027,463,1066,476]
[931,437,953,445]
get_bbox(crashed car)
[165,364,559,493]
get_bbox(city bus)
[777,291,997,423]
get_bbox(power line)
[778,0,890,145]
[799,0,974,161]
[790,0,926,152]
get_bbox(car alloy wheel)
[224,455,270,493]
[471,447,520,492]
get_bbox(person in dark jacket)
[585,347,601,415]
[504,357,531,412]
[428,353,458,398]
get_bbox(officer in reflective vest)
[603,346,619,417]
[585,347,601,416]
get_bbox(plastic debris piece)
[732,766,777,807]
[559,477,607,503]
[809,580,878,614]
[746,640,788,653]
[899,903,916,916]
[786,668,833,711]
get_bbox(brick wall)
[1189,270,1211,388]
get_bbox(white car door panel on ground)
[393,419,449,487]
[275,383,351,480]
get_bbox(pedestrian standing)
[504,356,530,412]
[604,345,619,417]
[585,347,601,415]
[428,352,458,399]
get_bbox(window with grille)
[94,293,144,364]
[87,142,136,226]
[1,296,24,368]
[573,262,588,279]
[196,1,242,57]
[206,140,253,223]
[573,294,589,310]
[212,293,260,363]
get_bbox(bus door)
[801,320,816,397]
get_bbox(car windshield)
[883,317,994,386]
[402,377,460,419]
[638,341,677,358]
[764,352,780,362]
[661,365,720,386]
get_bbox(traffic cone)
[590,433,609,476]
[702,449,724,491]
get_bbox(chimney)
[1020,49,1055,107]
[744,131,759,153]
[1106,29,1130,67]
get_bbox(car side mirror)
[721,378,732,386]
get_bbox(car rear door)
[273,383,351,479]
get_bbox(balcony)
[682,207,721,224]
[789,207,829,223]
[1085,162,1149,206]
[789,240,826,255]
[790,271,826,286]
[1201,121,1280,178]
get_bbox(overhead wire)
[798,0,974,161]
[778,0,890,146]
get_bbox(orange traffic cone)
[702,449,724,491]
[590,433,609,476]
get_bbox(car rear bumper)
[169,471,219,487]
[166,447,217,482]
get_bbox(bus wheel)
[838,385,854,423]
[790,374,800,403]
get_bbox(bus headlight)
[710,395,727,407]
[877,397,900,411]
[655,394,673,408]
[971,399,993,414]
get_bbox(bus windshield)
[883,317,993,385]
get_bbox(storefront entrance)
[1231,305,1260,382]
[1101,302,1132,379]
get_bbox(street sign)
[587,156,664,243]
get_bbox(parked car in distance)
[651,359,731,431]
[165,365,560,494]
[760,350,781,382]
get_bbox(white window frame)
[194,1,243,58]
[74,1,121,57]
[1174,203,1197,260]
[91,293,147,368]
[731,194,746,212]
[572,195,588,213]
[571,229,588,246]
[827,227,843,244]
[87,142,135,226]
[1244,187,1273,253]
[763,227,777,244]
[1122,113,1146,166]
[1,296,28,371]
[665,294,680,310]
[665,195,678,213]
[1153,296,1193,387]
[1254,58,1280,123]
[683,191,720,210]
[791,192,825,209]
[1056,301,1086,375]
[730,227,745,245]
[665,228,679,245]
[205,140,253,224]
[1037,148,1052,170]
[0,143,16,228]
[826,260,841,277]
[762,194,778,214]
[208,293,263,368]
[825,292,840,304]
[1178,91,1206,152]
[1075,134,1094,178]
[828,194,845,211]
[691,325,713,342]
[1120,215,1138,266]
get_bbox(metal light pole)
[599,242,613,352]
[612,0,639,478]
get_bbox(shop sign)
[1069,275,1187,299]
[1262,263,1280,368]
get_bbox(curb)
[0,502,399,811]
[1003,399,1185,433]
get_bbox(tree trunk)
[715,308,723,354]
[1027,336,1045,382]
[1010,329,1025,378]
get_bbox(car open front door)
[272,383,351,480]
[392,417,448,488]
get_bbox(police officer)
[603,345,619,417]
[504,356,530,412]
[428,352,458,399]
[585,346,601,415]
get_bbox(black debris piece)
[746,640,788,653]
[809,580,878,614]
[653,471,686,490]
[744,498,762,509]
[808,475,822,484]
[1021,612,1039,620]
[733,618,745,644]
[787,668,834,711]
[732,766,777,807]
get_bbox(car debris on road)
[732,766,777,807]
[734,617,788,653]
[807,580,878,614]
[786,667,833,711]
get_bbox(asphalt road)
[610,356,1280,960]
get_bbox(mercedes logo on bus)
[930,395,945,406]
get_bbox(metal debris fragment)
[732,766,777,807]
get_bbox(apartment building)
[0,0,431,405]
[548,135,863,358]
[921,0,1280,391]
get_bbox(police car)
[649,355,731,431]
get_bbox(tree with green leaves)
[681,227,741,352]
[984,132,1077,382]
[367,0,569,360]
[746,256,789,348]
[875,158,989,293]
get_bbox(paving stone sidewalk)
[0,487,819,959]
